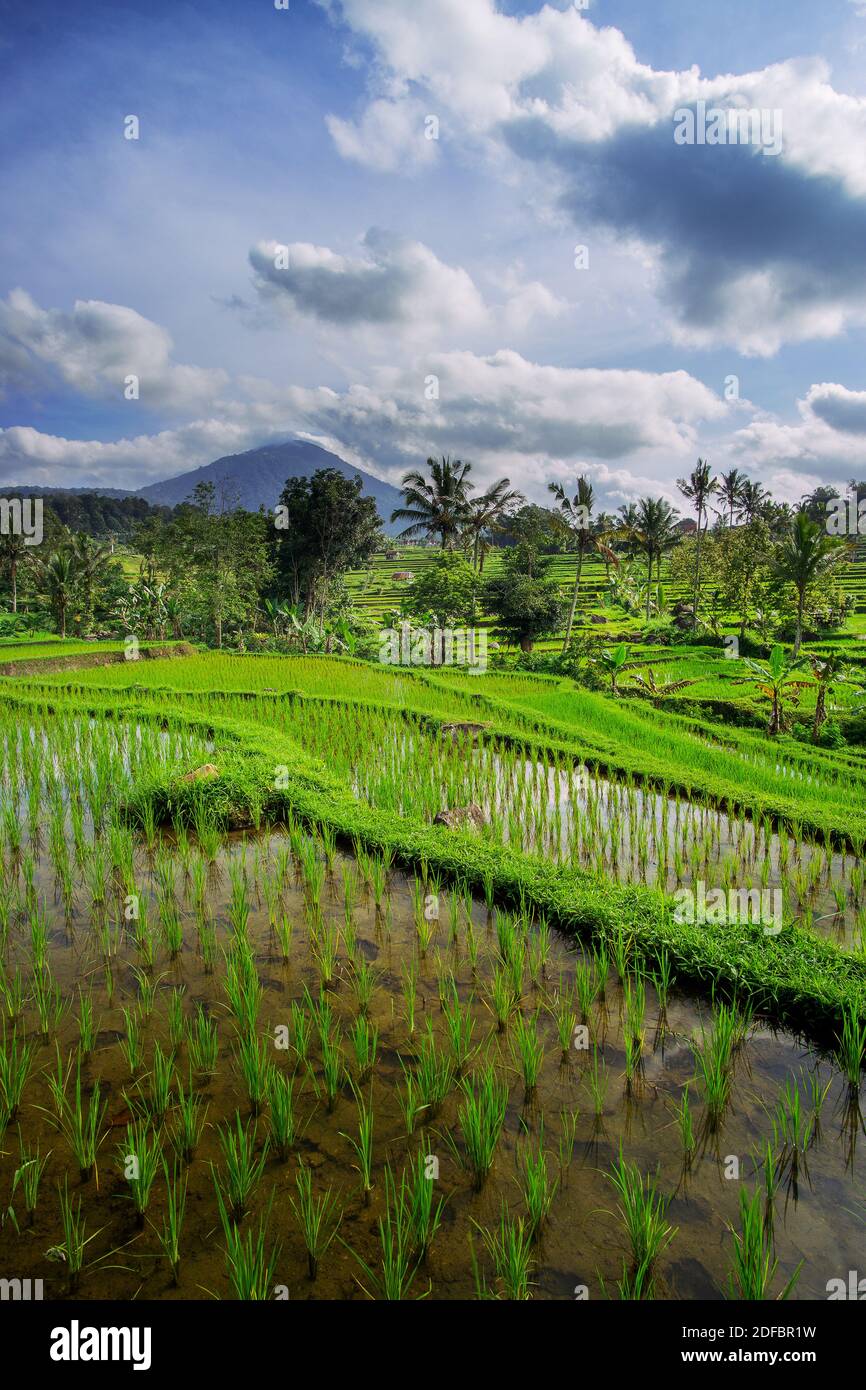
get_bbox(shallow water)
[0,828,863,1301]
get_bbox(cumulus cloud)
[0,290,228,412]
[319,0,866,353]
[248,228,487,332]
[0,349,723,501]
[731,381,866,483]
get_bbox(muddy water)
[0,830,863,1301]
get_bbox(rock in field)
[433,803,486,830]
[179,763,220,783]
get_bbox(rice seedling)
[235,1031,273,1115]
[117,1117,163,1227]
[167,986,186,1055]
[401,960,418,1037]
[312,920,341,990]
[726,1187,802,1300]
[341,1164,424,1300]
[510,1009,544,1099]
[487,963,518,1032]
[9,1134,50,1226]
[350,958,377,1015]
[454,1063,508,1190]
[289,1161,342,1280]
[411,1019,454,1119]
[403,1142,445,1262]
[154,1159,188,1285]
[0,965,25,1023]
[557,1108,578,1174]
[50,1178,101,1294]
[516,1129,557,1240]
[275,911,293,961]
[0,1025,34,1128]
[217,1187,282,1300]
[340,1086,375,1205]
[289,1000,313,1065]
[548,974,578,1059]
[835,1003,866,1092]
[605,1146,676,1281]
[349,1013,378,1082]
[170,1069,208,1163]
[472,1204,534,1300]
[266,1069,297,1160]
[188,1005,219,1076]
[146,1042,176,1126]
[213,1112,268,1223]
[442,993,476,1076]
[31,966,67,1044]
[57,1058,107,1182]
[671,1082,695,1166]
[131,965,163,1019]
[691,1005,736,1132]
[584,1045,608,1120]
[113,1010,142,1088]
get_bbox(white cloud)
[0,290,228,413]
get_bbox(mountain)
[137,440,404,531]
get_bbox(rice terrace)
[2,0,866,1342]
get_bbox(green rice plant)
[0,1025,34,1128]
[188,1005,219,1075]
[442,993,476,1076]
[349,1013,378,1082]
[412,1019,454,1118]
[31,966,67,1044]
[213,1112,268,1223]
[289,1160,342,1280]
[170,1069,207,1163]
[671,1082,695,1166]
[275,911,293,961]
[397,1068,422,1136]
[9,1134,50,1226]
[235,1031,273,1115]
[223,941,263,1033]
[835,1003,866,1092]
[473,1204,534,1300]
[510,1009,544,1098]
[691,1005,736,1132]
[217,1187,282,1300]
[487,963,518,1032]
[117,1117,163,1227]
[76,989,98,1057]
[290,1000,313,1064]
[584,1045,608,1120]
[558,1108,578,1173]
[0,965,25,1023]
[312,920,341,990]
[118,1010,144,1080]
[50,1177,101,1294]
[320,1021,345,1113]
[454,1063,508,1191]
[157,894,184,958]
[605,1145,676,1278]
[547,974,578,1058]
[610,927,633,983]
[341,1164,424,1301]
[401,960,418,1037]
[266,1069,297,1161]
[340,1086,375,1205]
[350,958,377,1015]
[57,1058,107,1182]
[651,948,675,1015]
[516,1129,557,1240]
[227,862,251,937]
[131,965,163,1019]
[726,1187,802,1300]
[167,987,186,1055]
[152,1159,188,1286]
[403,1142,445,1262]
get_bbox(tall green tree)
[391,456,473,549]
[274,468,380,619]
[773,509,843,655]
[548,477,616,652]
[677,459,718,630]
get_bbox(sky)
[2,0,866,514]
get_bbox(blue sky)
[2,0,866,512]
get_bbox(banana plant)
[738,645,812,735]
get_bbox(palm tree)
[737,479,769,523]
[718,468,747,527]
[739,645,811,735]
[390,456,474,549]
[677,459,718,631]
[0,529,29,614]
[774,509,842,655]
[626,667,699,706]
[464,478,524,571]
[636,497,680,621]
[615,503,642,560]
[548,477,617,652]
[38,550,76,638]
[69,533,112,634]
